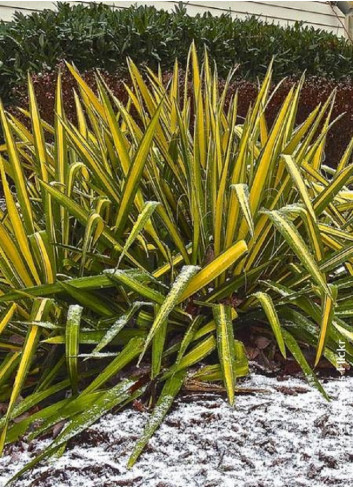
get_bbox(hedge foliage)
[1,2,353,104]
[13,65,353,168]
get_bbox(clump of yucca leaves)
[1,44,353,482]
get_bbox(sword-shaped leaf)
[65,305,83,394]
[171,316,203,372]
[179,240,248,302]
[314,163,353,215]
[0,304,17,336]
[263,209,330,296]
[139,265,200,363]
[80,212,104,275]
[117,201,160,267]
[0,273,115,303]
[60,282,115,317]
[9,378,144,485]
[231,184,254,237]
[0,102,34,234]
[151,311,168,379]
[115,102,163,234]
[282,329,329,400]
[213,304,237,405]
[92,302,145,354]
[0,379,70,436]
[281,154,316,222]
[82,337,145,395]
[320,242,353,273]
[166,335,217,377]
[315,285,337,367]
[252,291,286,358]
[0,160,40,284]
[128,370,186,468]
[105,269,165,304]
[39,181,141,268]
[0,299,51,454]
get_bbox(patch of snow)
[1,374,353,487]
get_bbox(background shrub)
[13,64,353,167]
[1,1,353,106]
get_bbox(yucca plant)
[1,44,353,483]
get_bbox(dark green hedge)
[1,2,353,104]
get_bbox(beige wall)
[0,1,346,36]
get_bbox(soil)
[1,373,353,487]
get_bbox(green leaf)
[0,273,114,303]
[128,369,186,468]
[65,304,83,394]
[315,285,337,367]
[92,302,146,354]
[213,304,237,405]
[179,241,248,302]
[263,209,330,296]
[0,299,52,454]
[252,291,286,358]
[117,201,160,267]
[28,391,101,441]
[0,378,70,433]
[172,316,203,371]
[314,163,353,215]
[0,102,34,234]
[320,243,353,273]
[281,154,316,222]
[230,184,254,236]
[82,337,145,395]
[60,282,115,317]
[166,335,217,376]
[9,378,145,485]
[0,304,17,336]
[282,329,329,400]
[115,102,163,234]
[138,265,200,363]
[105,269,165,304]
[151,305,168,379]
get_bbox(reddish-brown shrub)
[10,64,353,168]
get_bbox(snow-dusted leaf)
[128,369,186,468]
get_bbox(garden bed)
[1,373,352,487]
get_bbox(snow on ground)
[1,374,353,487]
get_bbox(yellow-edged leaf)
[213,304,237,404]
[138,265,200,363]
[65,305,83,394]
[263,210,330,296]
[315,285,337,367]
[179,240,248,302]
[252,291,286,357]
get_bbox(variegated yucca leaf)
[65,304,83,394]
[213,304,237,405]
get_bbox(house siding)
[0,1,346,36]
